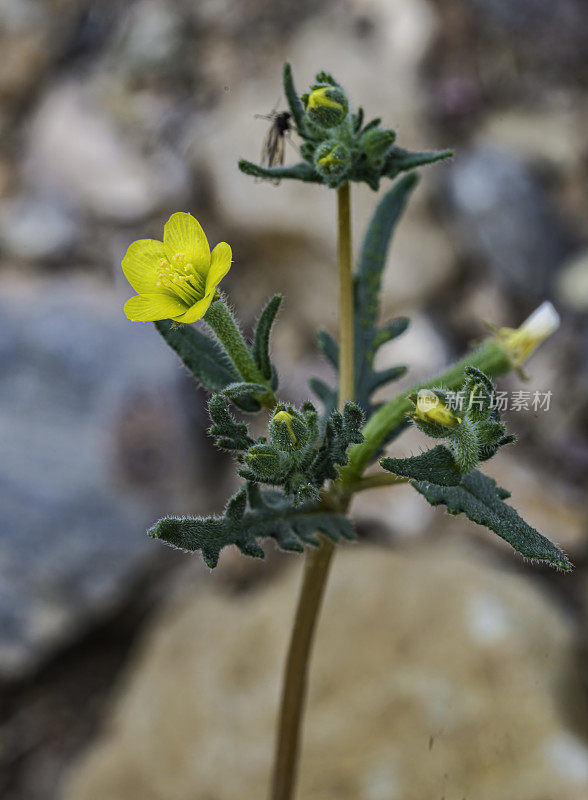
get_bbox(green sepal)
[413,470,572,572]
[154,320,239,392]
[252,294,282,380]
[381,445,462,486]
[208,395,255,452]
[149,485,355,568]
[238,159,322,184]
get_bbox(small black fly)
[256,110,293,184]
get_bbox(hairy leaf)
[283,62,307,134]
[413,470,572,571]
[149,485,355,568]
[381,445,462,486]
[209,395,255,452]
[154,320,239,392]
[253,294,282,380]
[238,159,322,183]
[384,147,453,181]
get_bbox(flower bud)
[495,301,560,368]
[314,141,351,184]
[409,389,462,437]
[360,127,396,168]
[269,405,309,453]
[244,444,282,481]
[415,390,461,428]
[303,85,348,128]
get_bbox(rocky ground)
[0,0,587,798]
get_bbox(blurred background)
[1,0,587,798]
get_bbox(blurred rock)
[23,81,190,222]
[63,544,586,800]
[557,250,588,313]
[444,147,572,300]
[0,277,199,679]
[0,194,79,261]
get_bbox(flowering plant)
[121,63,571,800]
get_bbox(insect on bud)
[303,85,348,128]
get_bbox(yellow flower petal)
[163,212,210,274]
[122,239,168,294]
[124,293,188,322]
[173,291,216,324]
[205,242,232,295]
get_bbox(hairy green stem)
[204,295,276,409]
[270,184,354,800]
[340,339,512,485]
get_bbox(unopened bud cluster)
[299,72,399,189]
[237,401,363,505]
[409,368,515,473]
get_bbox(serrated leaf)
[209,395,255,452]
[252,294,282,380]
[238,159,322,184]
[381,445,462,486]
[309,376,337,416]
[154,320,239,392]
[413,469,572,571]
[353,174,417,413]
[149,487,355,568]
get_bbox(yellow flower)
[122,212,232,323]
[495,301,560,368]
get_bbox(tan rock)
[63,545,586,800]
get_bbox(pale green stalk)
[270,184,353,800]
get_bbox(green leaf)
[309,377,337,416]
[381,445,462,486]
[413,470,573,571]
[353,174,417,413]
[149,485,355,568]
[283,62,307,134]
[209,395,255,452]
[384,147,453,180]
[154,320,239,392]
[252,294,282,380]
[222,381,271,413]
[238,159,322,184]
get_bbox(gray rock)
[444,148,571,300]
[0,278,197,679]
[0,194,79,261]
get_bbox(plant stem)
[269,184,354,800]
[339,339,512,485]
[349,473,408,492]
[204,295,276,409]
[337,182,354,407]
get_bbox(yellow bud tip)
[415,390,461,428]
[273,410,297,443]
[496,301,560,367]
[306,86,342,111]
